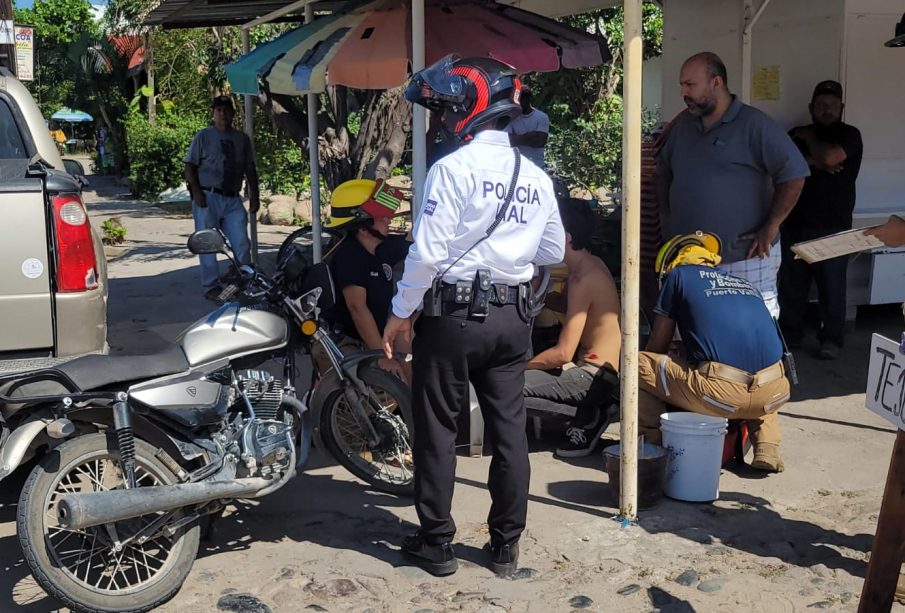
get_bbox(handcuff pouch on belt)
[470,269,492,317]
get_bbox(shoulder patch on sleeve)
[423,199,438,216]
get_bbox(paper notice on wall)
[15,26,34,81]
[753,65,781,101]
[790,227,886,264]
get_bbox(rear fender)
[0,410,53,481]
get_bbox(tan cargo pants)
[637,351,790,448]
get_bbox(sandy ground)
[1,167,904,612]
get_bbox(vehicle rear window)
[0,100,27,159]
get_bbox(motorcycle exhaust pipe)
[56,477,271,531]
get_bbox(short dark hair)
[689,52,728,88]
[211,95,234,110]
[558,198,596,251]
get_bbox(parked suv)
[0,68,107,359]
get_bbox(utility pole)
[0,0,17,75]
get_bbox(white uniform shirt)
[505,108,549,168]
[392,130,565,318]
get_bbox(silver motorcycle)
[0,229,413,613]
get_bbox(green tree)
[14,0,99,116]
[536,2,663,190]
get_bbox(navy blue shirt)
[655,265,783,373]
[326,234,410,341]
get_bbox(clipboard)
[790,226,886,264]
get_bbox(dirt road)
[1,171,902,612]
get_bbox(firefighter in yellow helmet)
[639,231,791,473]
[319,179,412,381]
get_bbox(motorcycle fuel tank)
[179,304,289,366]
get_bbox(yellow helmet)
[655,231,722,277]
[324,179,404,229]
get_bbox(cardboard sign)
[865,334,905,429]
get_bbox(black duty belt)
[440,282,520,305]
[202,186,241,198]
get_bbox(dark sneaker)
[401,531,458,576]
[817,342,840,360]
[555,420,608,458]
[203,285,224,302]
[484,541,519,577]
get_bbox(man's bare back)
[567,253,621,372]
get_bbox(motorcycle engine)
[228,370,295,478]
[238,419,294,477]
[234,370,284,420]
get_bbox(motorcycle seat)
[57,345,191,391]
[4,346,190,399]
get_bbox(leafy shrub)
[101,218,126,245]
[254,127,311,199]
[546,97,660,191]
[125,112,205,201]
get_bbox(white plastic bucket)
[660,412,728,502]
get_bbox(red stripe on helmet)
[450,66,489,135]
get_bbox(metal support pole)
[411,0,426,217]
[619,0,643,522]
[306,4,323,263]
[242,29,258,265]
[741,0,772,104]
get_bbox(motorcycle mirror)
[187,229,227,255]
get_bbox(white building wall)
[661,0,844,127]
[661,0,905,307]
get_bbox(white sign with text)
[866,334,905,430]
[14,26,34,81]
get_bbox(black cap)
[886,13,905,47]
[211,95,234,109]
[812,80,843,101]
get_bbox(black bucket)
[604,442,668,510]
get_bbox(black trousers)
[412,302,531,547]
[779,225,849,346]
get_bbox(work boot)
[484,540,519,577]
[401,531,458,577]
[751,443,785,473]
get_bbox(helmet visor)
[405,54,466,109]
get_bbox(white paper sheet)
[790,227,885,263]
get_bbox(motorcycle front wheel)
[320,365,415,496]
[17,433,200,613]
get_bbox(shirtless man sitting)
[524,198,622,457]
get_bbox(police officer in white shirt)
[383,55,565,578]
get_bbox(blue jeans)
[192,191,251,289]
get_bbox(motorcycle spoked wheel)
[321,365,415,497]
[17,433,200,613]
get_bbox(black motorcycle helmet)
[405,54,522,142]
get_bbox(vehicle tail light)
[52,194,98,292]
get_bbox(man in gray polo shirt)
[185,95,260,302]
[656,52,809,317]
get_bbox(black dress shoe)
[484,540,519,577]
[401,531,458,576]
